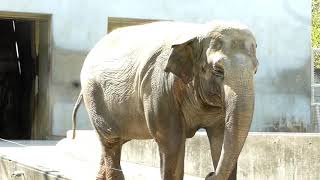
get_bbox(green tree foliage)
[313,0,320,47]
[313,0,320,68]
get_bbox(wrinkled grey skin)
[72,21,258,180]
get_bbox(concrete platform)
[0,140,68,180]
[0,139,201,180]
[1,131,320,180]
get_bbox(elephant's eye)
[212,37,223,50]
[213,65,224,78]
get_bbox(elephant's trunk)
[214,70,254,179]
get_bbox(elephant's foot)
[105,168,125,180]
[205,172,223,180]
[97,158,106,180]
[96,164,124,180]
[96,174,105,180]
[205,172,215,180]
[96,168,124,180]
[206,172,237,180]
[205,164,237,180]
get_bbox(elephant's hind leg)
[96,155,106,180]
[97,138,125,180]
[82,82,124,179]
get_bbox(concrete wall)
[123,133,320,180]
[0,0,312,136]
[63,131,320,180]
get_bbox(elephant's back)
[81,21,205,76]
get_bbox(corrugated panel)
[311,48,320,132]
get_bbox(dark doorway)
[0,19,36,139]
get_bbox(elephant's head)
[165,22,258,179]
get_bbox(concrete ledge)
[0,141,68,180]
[63,131,320,180]
[0,140,201,180]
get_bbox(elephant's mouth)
[201,92,223,108]
[197,80,223,108]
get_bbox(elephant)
[72,21,258,180]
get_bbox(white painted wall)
[0,0,312,136]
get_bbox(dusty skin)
[72,21,258,180]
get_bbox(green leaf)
[313,0,320,48]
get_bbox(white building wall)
[0,0,312,136]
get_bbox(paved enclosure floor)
[0,140,202,180]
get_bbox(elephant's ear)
[165,37,197,84]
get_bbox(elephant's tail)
[72,91,83,139]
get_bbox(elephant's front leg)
[157,133,186,180]
[144,92,186,180]
[206,124,237,180]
